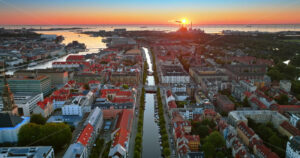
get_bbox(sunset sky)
[0,0,300,25]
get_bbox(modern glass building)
[0,75,51,97]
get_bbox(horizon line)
[1,23,300,26]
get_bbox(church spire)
[1,61,18,115]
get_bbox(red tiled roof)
[244,91,252,98]
[77,124,94,146]
[66,55,84,61]
[111,98,133,103]
[88,80,101,84]
[280,121,300,136]
[37,97,52,110]
[237,122,255,138]
[250,97,267,109]
[167,90,172,97]
[116,109,133,132]
[113,110,133,148]
[256,144,279,158]
[168,100,177,109]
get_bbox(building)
[15,69,69,87]
[216,94,235,112]
[290,113,300,128]
[286,136,300,158]
[109,109,133,158]
[236,121,257,146]
[228,110,288,128]
[0,113,30,143]
[1,74,18,115]
[0,146,54,158]
[270,104,300,114]
[33,97,53,117]
[279,80,292,93]
[278,121,300,138]
[77,124,94,153]
[66,55,85,62]
[110,72,140,86]
[62,95,92,117]
[189,66,228,84]
[0,75,51,96]
[52,61,90,69]
[63,143,88,158]
[160,65,190,84]
[84,107,103,134]
[225,64,267,81]
[0,93,43,116]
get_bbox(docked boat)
[28,62,37,67]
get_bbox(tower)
[1,63,18,115]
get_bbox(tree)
[30,114,46,125]
[122,84,129,89]
[216,151,226,158]
[18,123,71,150]
[198,125,210,138]
[18,123,42,146]
[243,97,250,107]
[292,81,300,94]
[276,94,289,105]
[163,148,171,157]
[202,142,215,158]
[267,69,284,81]
[204,131,225,148]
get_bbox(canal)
[142,48,161,158]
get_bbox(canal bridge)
[144,85,157,93]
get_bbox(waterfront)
[142,48,161,158]
[2,24,300,34]
[6,30,107,74]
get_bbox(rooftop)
[0,146,53,158]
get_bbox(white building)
[0,93,43,117]
[63,143,88,158]
[286,136,300,158]
[6,58,23,66]
[0,146,54,158]
[84,107,103,134]
[290,114,300,127]
[62,95,92,117]
[280,80,292,93]
[160,65,190,84]
[0,114,30,143]
[240,80,257,92]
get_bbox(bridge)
[144,85,157,93]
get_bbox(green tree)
[292,81,300,94]
[243,97,250,107]
[163,148,171,157]
[204,131,225,148]
[202,142,215,158]
[18,123,71,150]
[30,114,46,125]
[267,69,284,81]
[276,94,289,105]
[18,123,42,146]
[122,84,129,89]
[216,151,226,158]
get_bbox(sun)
[181,18,188,24]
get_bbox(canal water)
[142,48,161,158]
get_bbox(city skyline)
[1,0,300,25]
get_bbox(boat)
[28,62,37,67]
